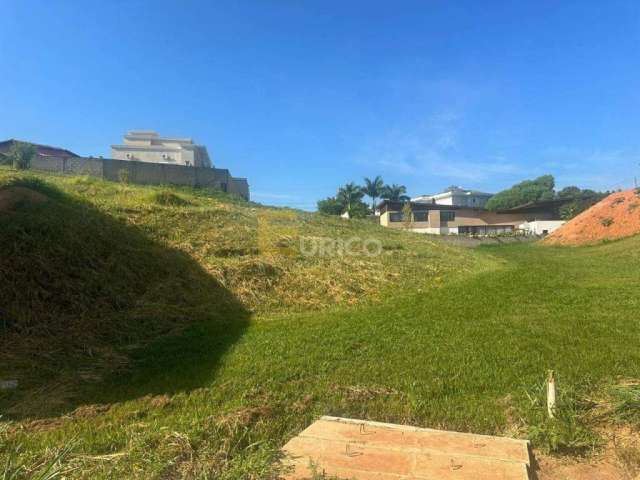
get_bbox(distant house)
[111,131,212,168]
[0,139,79,161]
[412,186,493,208]
[380,187,563,235]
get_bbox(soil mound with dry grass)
[544,189,640,246]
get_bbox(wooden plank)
[282,417,531,480]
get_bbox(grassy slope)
[2,169,640,478]
[0,168,480,414]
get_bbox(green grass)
[1,168,640,478]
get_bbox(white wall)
[519,220,565,235]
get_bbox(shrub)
[8,141,36,170]
[601,217,614,227]
[402,202,413,229]
[151,190,190,206]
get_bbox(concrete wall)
[228,177,249,200]
[519,220,565,235]
[31,156,65,173]
[27,155,249,200]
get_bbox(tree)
[381,184,409,202]
[337,182,365,216]
[317,196,344,215]
[317,183,370,218]
[8,141,37,170]
[556,186,608,220]
[557,186,581,199]
[485,175,556,210]
[362,176,385,211]
[347,200,371,219]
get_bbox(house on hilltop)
[110,130,249,199]
[1,134,250,201]
[111,130,211,168]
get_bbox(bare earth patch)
[545,189,640,246]
[535,426,640,479]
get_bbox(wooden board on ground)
[282,416,531,479]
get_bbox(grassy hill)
[0,168,481,417]
[1,168,640,479]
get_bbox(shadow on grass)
[0,176,249,419]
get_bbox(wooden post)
[547,370,556,419]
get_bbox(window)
[413,211,428,222]
[441,211,456,222]
[389,212,403,222]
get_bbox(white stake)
[547,370,556,419]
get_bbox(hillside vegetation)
[1,168,640,479]
[0,168,480,417]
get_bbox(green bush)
[600,217,614,227]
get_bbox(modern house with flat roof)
[111,131,212,168]
[412,186,493,208]
[380,188,564,235]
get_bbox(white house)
[412,186,494,208]
[111,131,212,168]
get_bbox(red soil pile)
[544,189,640,246]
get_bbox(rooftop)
[0,139,79,158]
[412,186,494,203]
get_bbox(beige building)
[111,131,211,168]
[379,200,559,235]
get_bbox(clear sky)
[1,1,639,209]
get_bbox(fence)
[28,156,249,200]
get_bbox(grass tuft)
[150,190,190,206]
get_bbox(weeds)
[150,190,190,206]
[1,442,75,480]
[605,382,640,426]
[600,217,614,227]
[523,381,601,455]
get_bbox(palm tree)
[337,182,364,216]
[381,184,409,202]
[362,176,385,211]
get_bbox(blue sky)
[1,1,639,209]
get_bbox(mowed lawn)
[4,236,640,478]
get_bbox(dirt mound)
[545,189,640,246]
[0,186,48,211]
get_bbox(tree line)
[317,176,408,218]
[318,174,610,220]
[484,174,610,219]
